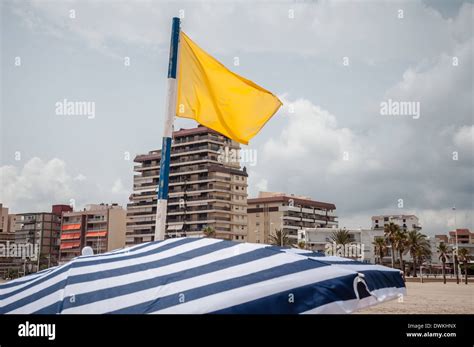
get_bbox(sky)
[0,0,473,236]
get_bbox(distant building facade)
[14,204,72,272]
[0,204,18,277]
[371,214,421,231]
[60,204,126,262]
[448,228,474,245]
[431,229,474,265]
[298,227,385,263]
[247,192,337,244]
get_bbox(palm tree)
[406,230,431,277]
[458,248,470,285]
[372,237,387,264]
[268,229,291,247]
[437,243,450,284]
[330,229,352,256]
[384,222,400,268]
[393,229,408,276]
[453,251,460,285]
[202,226,216,238]
[414,245,432,277]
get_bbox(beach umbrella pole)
[154,17,180,241]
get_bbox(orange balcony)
[60,241,81,249]
[86,231,107,238]
[62,223,81,231]
[60,232,81,240]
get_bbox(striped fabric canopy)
[0,238,405,314]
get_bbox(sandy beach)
[358,281,474,314]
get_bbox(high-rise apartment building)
[126,126,248,245]
[59,203,126,262]
[247,192,338,244]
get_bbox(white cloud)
[453,125,474,151]
[249,91,473,235]
[111,178,129,197]
[415,208,472,234]
[74,173,87,181]
[255,178,268,193]
[0,158,112,213]
[9,1,473,62]
[260,96,378,178]
[382,37,473,126]
[0,157,74,212]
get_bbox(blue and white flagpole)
[155,17,180,241]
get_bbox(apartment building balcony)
[126,205,153,213]
[168,176,232,186]
[86,219,107,225]
[280,205,335,216]
[127,229,156,235]
[18,218,37,224]
[167,205,231,215]
[167,196,210,204]
[127,223,156,229]
[170,158,220,168]
[168,187,235,197]
[281,225,301,230]
[282,215,301,221]
[173,134,228,145]
[167,219,215,226]
[167,196,233,207]
[229,220,248,226]
[171,146,221,157]
[60,241,81,251]
[130,190,156,198]
[61,223,81,231]
[169,178,210,186]
[134,164,160,172]
[138,170,159,178]
[169,164,208,175]
[214,216,231,222]
[134,181,157,189]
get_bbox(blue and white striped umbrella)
[0,238,405,314]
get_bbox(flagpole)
[154,17,180,241]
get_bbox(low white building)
[371,214,421,231]
[298,227,385,263]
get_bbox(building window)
[384,217,389,222]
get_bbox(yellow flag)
[176,32,282,145]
